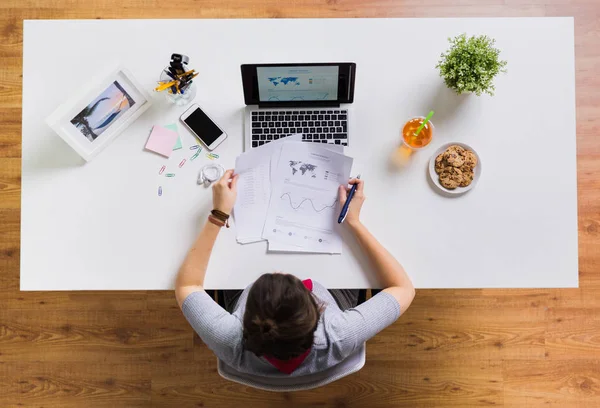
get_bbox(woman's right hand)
[338,178,365,227]
[212,169,239,215]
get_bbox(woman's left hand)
[212,169,239,214]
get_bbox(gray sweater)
[182,281,401,377]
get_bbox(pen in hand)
[338,174,361,224]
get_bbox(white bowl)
[428,142,481,195]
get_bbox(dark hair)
[243,273,320,360]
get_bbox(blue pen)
[338,174,361,224]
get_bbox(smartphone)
[180,104,227,151]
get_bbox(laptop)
[241,63,356,151]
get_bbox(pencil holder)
[159,67,197,106]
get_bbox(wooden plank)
[503,360,600,407]
[0,159,21,208]
[545,307,600,359]
[151,359,503,408]
[0,362,151,408]
[146,291,180,311]
[0,290,149,311]
[0,2,549,20]
[368,303,546,361]
[415,289,552,308]
[0,210,19,258]
[0,310,194,363]
[0,115,21,158]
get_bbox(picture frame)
[46,64,152,162]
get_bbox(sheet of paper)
[233,135,303,244]
[270,142,343,182]
[233,153,270,243]
[165,123,182,150]
[145,125,179,157]
[267,142,345,253]
[268,240,333,253]
[262,143,353,253]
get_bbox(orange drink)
[402,117,434,149]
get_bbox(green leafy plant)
[436,34,507,96]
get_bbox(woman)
[176,170,415,379]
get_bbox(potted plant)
[436,34,507,96]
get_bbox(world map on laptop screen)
[257,66,339,102]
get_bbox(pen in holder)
[155,54,198,106]
[158,67,197,106]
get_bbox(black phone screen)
[183,108,223,146]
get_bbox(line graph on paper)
[280,192,337,213]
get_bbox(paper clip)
[165,173,176,178]
[159,165,166,175]
[209,153,219,159]
[190,145,200,150]
[158,186,163,196]
[190,151,201,161]
[179,159,186,168]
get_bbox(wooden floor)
[1,1,599,407]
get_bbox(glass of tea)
[402,117,435,150]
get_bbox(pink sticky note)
[145,125,179,158]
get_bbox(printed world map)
[289,161,317,178]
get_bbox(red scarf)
[263,279,313,374]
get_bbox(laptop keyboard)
[250,109,348,148]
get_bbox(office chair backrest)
[217,343,366,392]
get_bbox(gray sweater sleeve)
[181,290,242,365]
[325,291,401,361]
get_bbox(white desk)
[21,18,578,290]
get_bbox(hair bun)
[258,318,277,336]
[243,273,321,360]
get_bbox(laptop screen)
[241,63,356,106]
[256,66,339,102]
